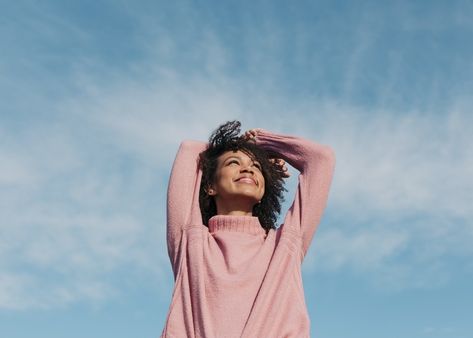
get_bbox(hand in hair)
[243,128,262,143]
[270,158,290,178]
[243,129,290,178]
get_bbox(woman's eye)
[254,163,262,170]
[228,160,239,165]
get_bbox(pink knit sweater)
[161,130,336,338]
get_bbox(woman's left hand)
[243,129,290,178]
[270,158,290,178]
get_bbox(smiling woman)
[198,121,287,233]
[210,150,266,213]
[161,121,336,338]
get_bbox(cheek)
[259,174,266,191]
[215,167,235,187]
[221,167,236,180]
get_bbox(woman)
[161,121,336,338]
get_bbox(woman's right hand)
[243,128,262,142]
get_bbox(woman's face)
[210,150,265,208]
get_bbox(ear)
[206,185,217,196]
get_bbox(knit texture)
[161,130,336,338]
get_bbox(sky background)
[1,0,472,337]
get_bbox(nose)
[240,163,254,174]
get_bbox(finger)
[248,129,260,138]
[244,132,256,143]
[270,158,284,164]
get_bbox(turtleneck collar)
[208,215,266,236]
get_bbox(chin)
[231,191,261,203]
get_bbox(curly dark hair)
[199,121,286,233]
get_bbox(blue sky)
[1,1,472,337]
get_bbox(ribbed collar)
[208,215,266,236]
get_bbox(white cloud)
[298,102,473,289]
[0,118,172,310]
[0,150,38,186]
[1,1,472,309]
[312,227,409,271]
[2,64,471,310]
[0,272,115,310]
[320,104,473,221]
[0,274,36,310]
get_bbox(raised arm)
[255,130,336,258]
[167,140,207,272]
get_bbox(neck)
[215,199,255,217]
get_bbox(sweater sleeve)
[167,140,207,272]
[255,129,336,258]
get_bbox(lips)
[235,176,257,185]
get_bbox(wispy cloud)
[2,59,472,309]
[0,118,171,309]
[301,102,473,289]
[1,0,472,312]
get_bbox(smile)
[235,177,257,185]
